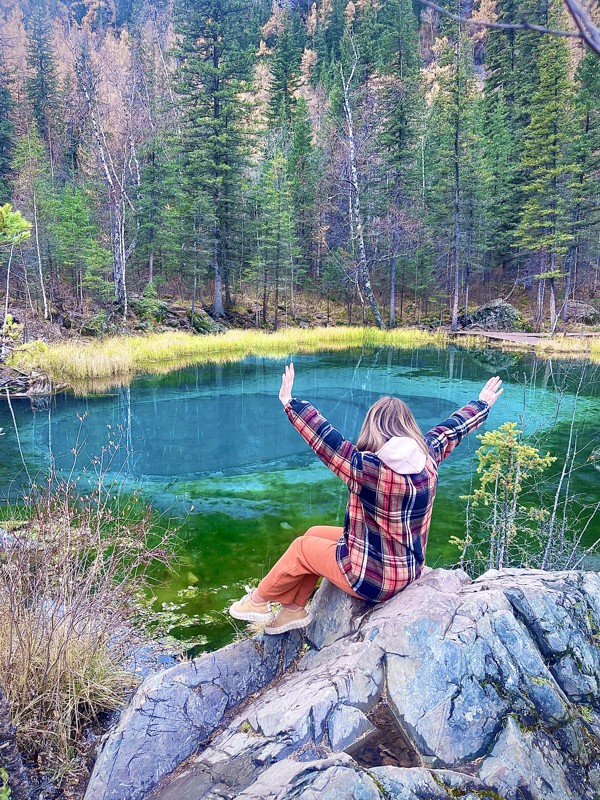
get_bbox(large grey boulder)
[86,569,600,800]
[85,633,302,800]
[565,301,600,325]
[461,299,522,331]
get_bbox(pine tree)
[269,11,303,125]
[514,19,573,330]
[288,96,318,275]
[482,0,548,266]
[377,0,423,326]
[175,0,254,316]
[25,0,58,145]
[563,52,600,315]
[478,86,518,263]
[252,146,300,329]
[0,65,14,202]
[12,125,51,319]
[47,185,111,305]
[425,32,481,330]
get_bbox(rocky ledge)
[85,568,600,800]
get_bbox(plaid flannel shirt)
[284,397,490,602]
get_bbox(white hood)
[376,436,427,474]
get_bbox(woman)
[230,363,503,634]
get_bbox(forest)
[0,0,599,334]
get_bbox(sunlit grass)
[12,327,466,391]
[533,335,600,362]
[453,330,600,363]
[11,326,599,393]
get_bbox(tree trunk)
[535,274,545,331]
[0,687,30,800]
[450,57,461,334]
[213,222,224,318]
[31,187,49,321]
[148,225,154,286]
[191,272,197,330]
[549,275,557,332]
[389,230,398,328]
[340,44,385,330]
[112,204,127,315]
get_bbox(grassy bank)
[10,326,600,392]
[12,327,464,389]
[533,335,600,361]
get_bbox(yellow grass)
[12,327,464,390]
[533,336,600,361]
[11,326,598,393]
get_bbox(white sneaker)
[263,607,314,635]
[229,592,275,622]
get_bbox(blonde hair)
[356,396,429,456]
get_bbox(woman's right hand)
[279,362,295,406]
[479,376,503,407]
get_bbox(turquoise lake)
[0,345,598,651]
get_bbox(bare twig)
[417,0,600,56]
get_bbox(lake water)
[1,345,598,651]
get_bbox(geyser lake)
[1,345,599,651]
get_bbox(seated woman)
[230,363,503,634]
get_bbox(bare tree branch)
[563,0,600,56]
[417,0,600,57]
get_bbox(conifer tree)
[47,185,111,305]
[12,125,51,319]
[25,0,58,146]
[564,52,600,314]
[253,146,300,330]
[175,0,254,316]
[0,65,14,202]
[269,11,303,125]
[514,16,573,330]
[425,32,481,330]
[288,96,318,275]
[377,0,422,325]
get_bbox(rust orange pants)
[257,525,362,607]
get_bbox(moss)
[430,772,504,800]
[236,720,258,736]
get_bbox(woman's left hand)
[279,362,295,406]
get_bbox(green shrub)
[131,283,169,323]
[80,310,108,337]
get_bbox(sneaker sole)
[229,607,275,623]
[263,613,314,635]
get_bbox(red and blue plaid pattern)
[285,397,489,602]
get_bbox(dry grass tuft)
[0,475,177,770]
[11,327,456,391]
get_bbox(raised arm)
[279,363,362,491]
[424,376,503,466]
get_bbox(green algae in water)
[0,347,598,652]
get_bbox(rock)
[188,309,228,334]
[327,705,375,752]
[478,716,589,800]
[461,299,522,331]
[90,569,600,800]
[306,579,372,650]
[369,766,491,799]
[234,755,382,800]
[84,634,302,800]
[565,301,600,325]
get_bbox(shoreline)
[3,325,600,397]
